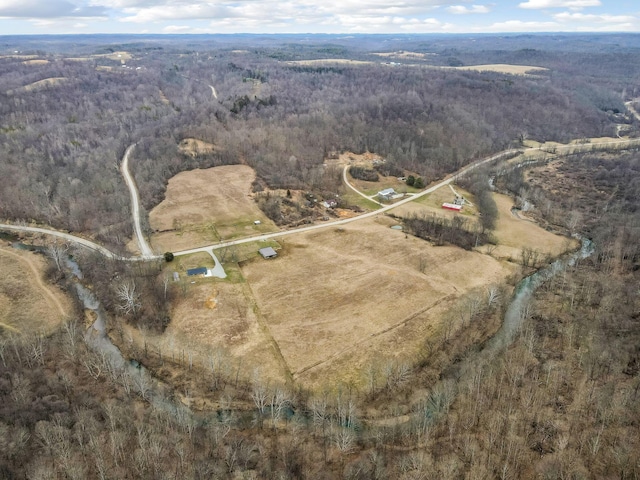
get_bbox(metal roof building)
[186,267,208,276]
[259,247,278,259]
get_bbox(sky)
[0,0,638,35]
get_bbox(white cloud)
[518,0,600,10]
[484,19,561,31]
[118,0,452,24]
[0,0,106,18]
[447,5,491,14]
[163,24,192,32]
[553,12,636,24]
[552,11,639,31]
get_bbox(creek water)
[7,235,594,428]
[486,237,593,355]
[67,259,186,418]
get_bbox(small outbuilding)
[259,247,278,259]
[442,203,462,212]
[187,267,208,276]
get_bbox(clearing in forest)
[0,246,71,334]
[137,279,285,389]
[372,51,433,60]
[23,59,49,66]
[177,138,215,157]
[240,216,516,389]
[286,59,374,66]
[447,64,548,75]
[149,164,279,253]
[489,193,576,260]
[7,77,68,94]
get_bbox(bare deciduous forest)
[1,33,640,478]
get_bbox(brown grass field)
[393,184,479,219]
[137,164,572,390]
[372,51,433,60]
[7,77,68,95]
[286,59,375,66]
[449,64,548,75]
[240,216,516,388]
[149,164,279,252]
[22,59,50,66]
[0,246,71,335]
[490,193,577,259]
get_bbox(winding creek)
[4,212,596,433]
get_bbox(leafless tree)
[46,242,68,272]
[115,280,141,316]
[333,427,355,454]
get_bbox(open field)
[448,64,548,75]
[6,77,68,94]
[240,216,516,389]
[0,246,71,335]
[286,59,374,66]
[490,193,576,260]
[340,189,382,211]
[0,54,38,59]
[393,184,479,219]
[372,51,434,60]
[149,165,279,253]
[23,59,49,66]
[66,51,133,63]
[349,174,417,197]
[122,276,287,387]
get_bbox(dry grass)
[122,278,286,384]
[0,55,38,59]
[394,184,479,219]
[372,51,434,60]
[149,165,279,252]
[286,59,374,66]
[177,138,215,157]
[95,51,132,63]
[22,59,49,66]
[0,246,71,334]
[489,193,576,260]
[449,64,548,75]
[7,77,68,94]
[240,217,515,389]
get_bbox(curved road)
[342,165,383,206]
[2,138,640,262]
[173,149,519,257]
[121,144,155,258]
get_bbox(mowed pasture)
[490,193,577,260]
[240,217,516,389]
[0,246,70,335]
[158,280,285,384]
[149,164,279,252]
